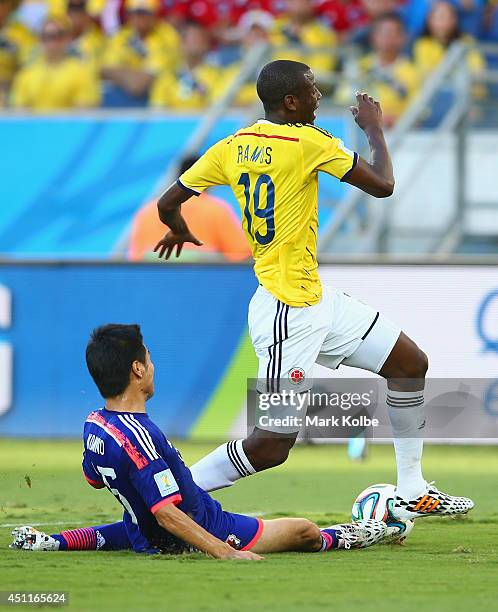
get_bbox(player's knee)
[393,348,428,380]
[419,350,429,376]
[406,349,428,379]
[296,520,321,550]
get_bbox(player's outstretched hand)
[154,230,203,259]
[350,92,383,132]
[219,549,264,561]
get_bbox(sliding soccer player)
[153,60,474,520]
[11,324,387,556]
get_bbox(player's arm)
[154,183,203,259]
[343,92,395,198]
[155,142,228,259]
[82,451,105,489]
[154,503,262,560]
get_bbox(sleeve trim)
[176,179,201,197]
[340,152,359,182]
[83,471,105,489]
[150,494,183,514]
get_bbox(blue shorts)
[220,512,264,551]
[121,508,264,553]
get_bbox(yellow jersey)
[70,25,106,70]
[150,63,221,109]
[357,54,420,122]
[0,21,37,84]
[270,18,337,77]
[179,120,357,307]
[11,56,100,110]
[102,23,179,75]
[413,36,486,98]
[413,36,485,78]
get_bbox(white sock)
[387,390,427,500]
[189,440,256,492]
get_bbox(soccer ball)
[352,483,414,542]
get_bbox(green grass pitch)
[1,440,497,611]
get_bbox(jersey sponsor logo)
[154,468,179,497]
[289,367,305,385]
[86,433,105,455]
[226,534,241,550]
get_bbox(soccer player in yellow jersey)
[154,60,474,522]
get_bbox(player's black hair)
[86,324,146,398]
[371,11,406,32]
[178,155,200,175]
[256,60,311,112]
[421,1,461,46]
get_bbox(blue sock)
[318,528,339,551]
[51,521,130,551]
[51,534,67,550]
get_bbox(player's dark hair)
[371,12,405,32]
[86,324,146,398]
[256,60,311,112]
[178,155,200,175]
[422,1,461,46]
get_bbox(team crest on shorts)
[289,367,305,385]
[226,534,241,549]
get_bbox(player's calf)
[190,430,297,492]
[251,518,387,554]
[251,518,322,554]
[243,429,297,471]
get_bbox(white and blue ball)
[352,483,414,542]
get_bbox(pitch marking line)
[0,521,87,528]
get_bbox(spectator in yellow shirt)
[150,21,220,110]
[219,10,273,108]
[270,0,336,79]
[357,13,419,126]
[101,0,179,101]
[0,0,36,105]
[11,15,100,110]
[413,1,485,81]
[66,0,105,68]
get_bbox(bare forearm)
[157,183,191,231]
[155,505,231,558]
[157,204,189,233]
[346,93,395,197]
[364,126,394,187]
[154,183,203,258]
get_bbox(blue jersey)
[82,409,228,553]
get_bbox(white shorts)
[248,285,401,397]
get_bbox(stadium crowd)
[0,0,495,119]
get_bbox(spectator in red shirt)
[348,0,403,50]
[315,0,367,37]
